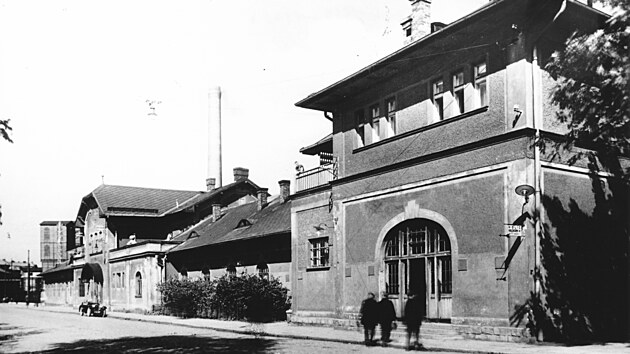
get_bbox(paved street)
[0,304,452,353]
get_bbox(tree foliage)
[545,0,629,177]
[0,119,13,144]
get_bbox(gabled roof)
[164,178,262,215]
[88,184,201,217]
[168,197,291,254]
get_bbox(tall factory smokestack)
[208,86,222,190]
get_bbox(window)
[79,281,85,297]
[257,263,269,280]
[370,104,380,143]
[43,227,50,241]
[386,97,397,137]
[135,272,142,298]
[474,62,487,108]
[122,272,125,288]
[452,71,465,115]
[227,264,237,277]
[432,79,444,120]
[354,109,365,148]
[309,237,329,268]
[43,245,50,258]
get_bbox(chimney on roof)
[278,180,290,203]
[401,0,432,45]
[212,204,221,222]
[208,86,222,189]
[233,167,249,182]
[257,188,268,211]
[206,177,216,191]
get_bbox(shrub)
[157,274,290,322]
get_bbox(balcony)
[296,156,337,192]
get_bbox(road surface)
[0,304,450,353]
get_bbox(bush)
[157,274,290,322]
[157,278,214,318]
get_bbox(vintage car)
[79,301,107,317]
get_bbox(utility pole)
[26,249,30,306]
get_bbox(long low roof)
[169,197,291,254]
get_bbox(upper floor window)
[43,245,50,258]
[432,79,444,120]
[309,237,329,268]
[474,62,487,108]
[386,97,397,138]
[370,104,380,143]
[354,109,365,148]
[452,71,465,115]
[43,227,50,241]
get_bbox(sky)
[1,0,582,264]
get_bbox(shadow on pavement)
[37,335,278,353]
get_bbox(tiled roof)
[40,221,73,226]
[90,184,202,217]
[164,178,262,215]
[299,133,332,156]
[40,262,77,276]
[169,197,291,253]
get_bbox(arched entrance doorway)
[382,219,452,320]
[80,263,104,302]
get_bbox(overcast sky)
[0,0,559,263]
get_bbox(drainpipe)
[531,46,542,298]
[530,0,566,304]
[324,111,333,122]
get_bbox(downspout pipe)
[324,111,333,122]
[531,0,566,314]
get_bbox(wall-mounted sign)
[507,224,523,237]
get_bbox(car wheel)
[102,309,107,317]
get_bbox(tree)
[0,119,12,144]
[545,0,629,178]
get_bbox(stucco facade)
[291,0,617,341]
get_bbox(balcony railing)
[296,156,338,192]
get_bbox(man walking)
[359,292,378,346]
[378,291,397,345]
[404,291,425,350]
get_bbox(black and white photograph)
[0,0,628,353]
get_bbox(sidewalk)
[14,303,630,354]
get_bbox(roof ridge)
[99,184,202,194]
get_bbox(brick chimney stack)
[257,188,268,211]
[212,204,221,222]
[206,177,216,191]
[401,0,432,45]
[233,167,249,182]
[278,180,290,203]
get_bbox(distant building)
[40,221,75,271]
[40,168,282,313]
[0,259,42,302]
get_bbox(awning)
[80,263,103,284]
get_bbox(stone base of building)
[288,311,534,343]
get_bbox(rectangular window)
[354,109,365,148]
[474,62,487,108]
[439,256,452,294]
[386,97,397,138]
[452,71,465,115]
[370,104,380,143]
[386,261,399,294]
[432,79,444,120]
[309,237,329,267]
